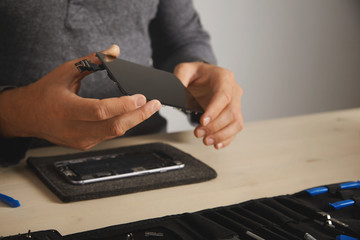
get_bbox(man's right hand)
[0,45,161,150]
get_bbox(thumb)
[78,44,121,66]
[174,62,200,87]
[101,44,120,58]
[67,44,121,80]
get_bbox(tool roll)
[3,181,360,240]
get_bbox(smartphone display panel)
[96,52,204,114]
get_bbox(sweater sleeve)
[149,0,217,72]
[0,137,32,167]
[0,86,32,167]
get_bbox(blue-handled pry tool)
[306,181,360,196]
[329,199,355,210]
[336,235,359,240]
[0,193,20,208]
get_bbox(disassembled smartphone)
[95,52,204,114]
[54,150,184,185]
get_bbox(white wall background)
[162,0,360,132]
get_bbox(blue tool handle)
[336,235,359,240]
[340,181,360,190]
[306,186,328,196]
[330,199,355,210]
[0,193,20,208]
[306,181,360,196]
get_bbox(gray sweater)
[0,0,216,166]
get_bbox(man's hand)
[0,45,161,150]
[174,62,244,149]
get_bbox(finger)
[214,137,235,150]
[61,100,161,149]
[101,44,120,58]
[203,121,243,148]
[202,106,233,135]
[194,125,206,138]
[66,44,121,80]
[173,62,200,87]
[203,100,243,135]
[75,44,120,66]
[64,94,147,121]
[100,99,161,137]
[194,100,242,137]
[200,89,232,127]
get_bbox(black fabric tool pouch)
[64,181,360,240]
[4,181,360,239]
[292,181,360,236]
[65,213,240,240]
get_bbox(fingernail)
[216,143,224,149]
[136,96,146,107]
[196,129,206,138]
[205,138,214,145]
[203,117,211,126]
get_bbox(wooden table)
[1,108,359,236]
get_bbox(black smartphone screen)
[96,52,204,114]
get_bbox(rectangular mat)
[27,142,217,202]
